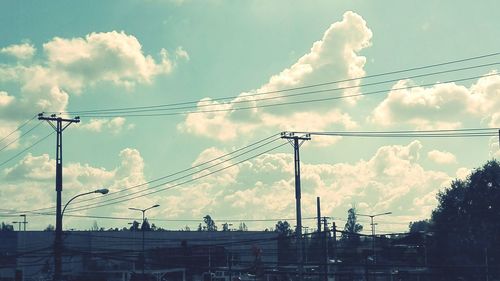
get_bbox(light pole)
[55,188,108,280]
[129,204,160,279]
[20,214,27,231]
[357,212,392,264]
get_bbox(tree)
[221,223,230,231]
[340,207,363,247]
[44,224,55,231]
[408,219,431,233]
[1,222,13,231]
[274,220,294,265]
[430,160,500,279]
[141,218,151,231]
[274,221,292,236]
[203,215,217,231]
[130,221,140,231]
[238,222,248,231]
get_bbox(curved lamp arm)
[62,188,109,218]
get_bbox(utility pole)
[20,214,27,231]
[281,132,310,281]
[317,197,321,233]
[357,212,391,264]
[322,217,329,281]
[38,113,80,281]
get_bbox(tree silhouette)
[203,215,217,231]
[341,207,363,247]
[430,160,500,279]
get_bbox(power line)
[0,114,37,144]
[64,141,289,213]
[0,121,43,152]
[0,131,54,168]
[294,128,498,138]
[21,133,282,214]
[62,62,499,116]
[58,52,500,115]
[73,73,499,118]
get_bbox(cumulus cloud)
[427,150,457,164]
[158,141,453,231]
[78,117,131,134]
[0,31,183,146]
[179,11,372,141]
[0,148,148,229]
[369,72,500,129]
[43,31,173,90]
[0,43,36,60]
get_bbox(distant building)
[0,230,278,281]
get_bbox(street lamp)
[357,212,392,264]
[20,214,27,231]
[62,188,109,217]
[129,204,160,279]
[54,188,109,281]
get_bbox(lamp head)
[152,204,160,208]
[95,188,109,195]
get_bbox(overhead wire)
[72,73,499,118]
[0,121,43,152]
[19,133,282,214]
[64,141,290,213]
[58,52,500,115]
[0,114,37,144]
[63,62,499,116]
[0,131,54,168]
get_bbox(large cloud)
[0,31,183,147]
[369,72,500,129]
[179,11,372,141]
[157,141,453,232]
[0,148,149,230]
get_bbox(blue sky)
[0,0,499,233]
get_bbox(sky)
[0,0,499,234]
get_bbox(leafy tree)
[340,207,363,247]
[1,222,13,231]
[130,221,140,231]
[221,223,230,231]
[430,160,500,279]
[408,219,431,233]
[274,220,293,236]
[44,224,55,231]
[274,220,294,265]
[141,218,151,231]
[238,222,248,231]
[203,215,217,231]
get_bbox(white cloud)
[0,31,183,145]
[0,43,36,60]
[175,46,190,61]
[158,141,452,231]
[79,117,130,134]
[0,148,148,229]
[43,31,173,89]
[0,91,14,107]
[179,11,372,141]
[427,150,457,164]
[369,72,500,129]
[455,167,471,180]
